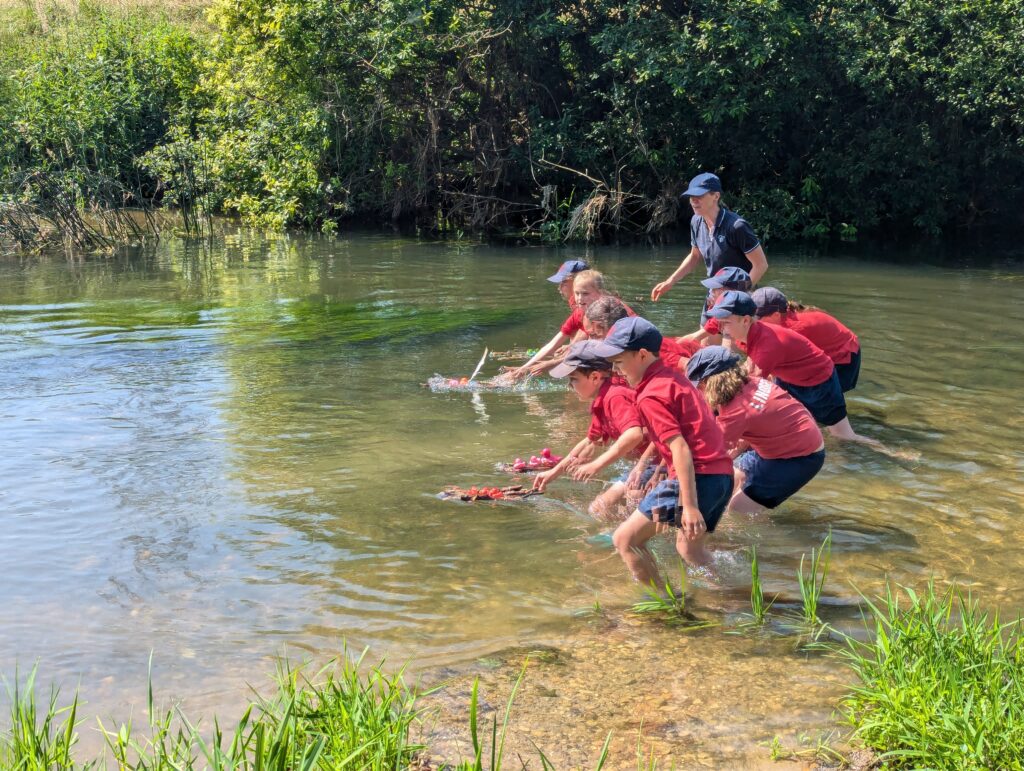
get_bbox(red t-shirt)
[561,300,636,337]
[634,359,733,477]
[659,337,701,370]
[741,322,834,387]
[587,380,648,457]
[777,310,859,365]
[716,378,823,459]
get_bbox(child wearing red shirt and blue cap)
[751,287,861,393]
[532,340,651,518]
[686,346,825,513]
[591,317,734,581]
[709,291,879,446]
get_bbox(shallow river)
[1,234,1022,767]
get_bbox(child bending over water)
[686,346,825,514]
[709,291,878,447]
[751,287,861,392]
[585,296,698,372]
[592,317,734,580]
[532,341,649,518]
[513,270,633,379]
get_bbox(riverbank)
[5,582,1020,769]
[2,0,1023,247]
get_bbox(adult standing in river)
[650,173,768,320]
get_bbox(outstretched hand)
[571,461,602,482]
[651,279,674,302]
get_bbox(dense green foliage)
[1,0,1022,243]
[840,584,1024,769]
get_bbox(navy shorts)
[638,473,733,532]
[835,348,861,393]
[735,449,825,509]
[777,370,847,426]
[614,462,657,487]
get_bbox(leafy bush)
[3,0,1023,243]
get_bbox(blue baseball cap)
[751,287,789,317]
[683,172,723,198]
[707,290,757,319]
[547,259,590,283]
[701,266,752,291]
[590,316,663,358]
[549,340,614,378]
[685,346,741,385]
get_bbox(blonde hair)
[573,269,605,291]
[699,365,748,410]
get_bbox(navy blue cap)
[546,259,590,283]
[707,290,757,319]
[549,340,614,378]
[751,287,788,318]
[590,317,663,358]
[701,266,752,291]
[683,172,723,198]
[685,346,741,384]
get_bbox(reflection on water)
[1,235,1022,765]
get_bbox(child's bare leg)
[589,482,627,520]
[612,511,661,585]
[826,417,880,445]
[728,490,765,514]
[675,530,713,569]
[827,417,917,460]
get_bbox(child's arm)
[664,434,703,539]
[679,328,711,344]
[533,437,592,491]
[512,330,569,380]
[572,427,645,482]
[625,442,658,489]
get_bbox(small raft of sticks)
[488,348,538,361]
[438,484,540,502]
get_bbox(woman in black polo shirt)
[651,173,768,317]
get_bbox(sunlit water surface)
[1,234,1022,766]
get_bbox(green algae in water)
[268,300,529,346]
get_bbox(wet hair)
[698,364,748,410]
[573,269,605,291]
[585,295,628,330]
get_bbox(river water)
[1,234,1022,766]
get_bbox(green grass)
[1,666,84,771]
[838,582,1024,770]
[795,529,832,631]
[748,545,776,626]
[1,651,658,769]
[630,562,718,631]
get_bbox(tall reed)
[796,529,832,627]
[748,545,776,625]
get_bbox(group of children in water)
[497,172,880,587]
